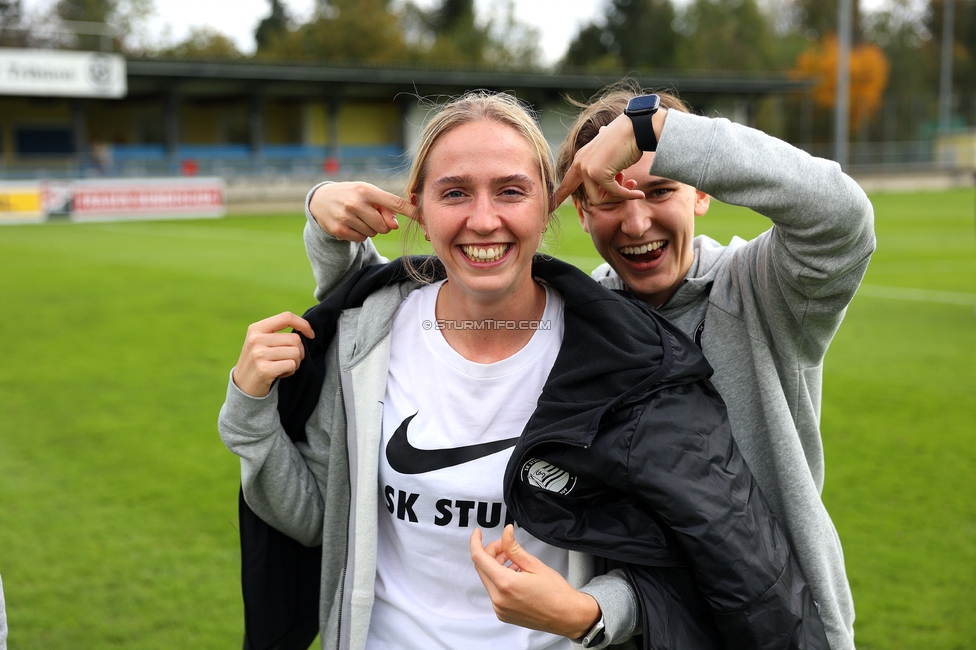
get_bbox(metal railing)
[0,148,410,181]
[798,141,940,170]
[3,140,973,182]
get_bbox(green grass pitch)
[0,189,973,648]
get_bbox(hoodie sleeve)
[305,182,389,303]
[626,380,829,649]
[218,370,328,547]
[652,111,876,364]
[578,569,641,647]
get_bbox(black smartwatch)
[624,94,661,152]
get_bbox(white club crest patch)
[521,458,577,495]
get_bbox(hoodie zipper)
[334,339,352,650]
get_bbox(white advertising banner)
[69,178,226,221]
[0,48,126,98]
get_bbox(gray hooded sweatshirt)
[587,110,874,650]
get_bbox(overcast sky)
[21,0,891,66]
[19,0,603,65]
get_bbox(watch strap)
[575,613,606,648]
[630,112,658,152]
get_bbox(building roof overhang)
[125,58,811,102]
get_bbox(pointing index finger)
[552,166,582,209]
[367,188,417,223]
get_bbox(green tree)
[403,0,489,63]
[56,0,112,22]
[50,0,153,51]
[789,0,864,41]
[0,0,28,47]
[561,0,678,70]
[257,0,412,63]
[562,23,614,68]
[160,25,242,59]
[480,0,541,69]
[863,0,932,98]
[924,0,976,104]
[255,0,288,53]
[400,0,541,68]
[674,0,782,71]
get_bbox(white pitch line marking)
[857,284,976,306]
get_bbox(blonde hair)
[555,82,691,206]
[403,90,556,281]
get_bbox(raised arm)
[657,112,873,291]
[304,181,414,302]
[653,110,875,366]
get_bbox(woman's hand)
[232,312,315,398]
[470,525,601,639]
[552,110,667,208]
[309,181,416,242]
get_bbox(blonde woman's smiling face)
[417,119,548,305]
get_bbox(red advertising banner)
[69,178,226,221]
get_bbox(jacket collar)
[283,255,713,450]
[660,234,748,314]
[527,257,714,448]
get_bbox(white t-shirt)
[367,281,570,650]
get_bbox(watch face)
[627,94,661,115]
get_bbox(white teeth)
[462,244,510,262]
[620,241,665,255]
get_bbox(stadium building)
[0,47,810,183]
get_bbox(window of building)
[16,126,76,156]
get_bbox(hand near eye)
[309,181,417,242]
[552,113,651,208]
[470,525,601,640]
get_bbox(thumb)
[501,524,540,573]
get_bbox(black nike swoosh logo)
[386,413,520,474]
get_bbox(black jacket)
[239,256,828,650]
[504,258,827,649]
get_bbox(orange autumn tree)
[792,34,890,128]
